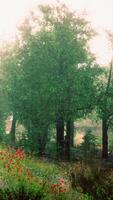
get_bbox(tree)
[1,2,101,159]
[35,3,100,159]
[96,32,113,159]
[0,41,26,144]
[97,60,113,159]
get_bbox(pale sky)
[0,0,113,65]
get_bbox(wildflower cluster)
[0,147,69,198]
[49,176,68,194]
[0,148,33,184]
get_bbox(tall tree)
[97,60,113,159]
[0,42,23,143]
[96,32,113,159]
[36,3,100,159]
[1,2,101,159]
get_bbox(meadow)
[1,140,113,200]
[0,145,92,200]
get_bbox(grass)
[2,115,113,200]
[1,142,113,200]
[0,144,92,200]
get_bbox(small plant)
[80,128,97,162]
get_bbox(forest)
[0,2,113,200]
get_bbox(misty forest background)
[0,2,113,161]
[1,2,113,200]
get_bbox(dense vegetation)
[0,2,113,199]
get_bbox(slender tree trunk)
[27,122,35,154]
[56,115,64,159]
[102,118,108,159]
[70,121,74,147]
[101,59,113,159]
[65,119,72,161]
[10,115,16,144]
[38,127,48,156]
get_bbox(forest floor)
[0,144,113,200]
[1,118,113,199]
[0,144,92,200]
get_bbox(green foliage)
[108,139,113,154]
[70,162,113,200]
[0,146,93,200]
[80,128,97,161]
[4,145,110,200]
[0,2,102,157]
[0,185,44,200]
[45,141,56,158]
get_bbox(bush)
[70,162,113,200]
[45,141,56,158]
[80,129,97,162]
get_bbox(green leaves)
[0,2,102,153]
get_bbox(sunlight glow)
[0,0,113,65]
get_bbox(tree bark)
[65,119,72,161]
[56,115,64,159]
[101,59,113,159]
[70,121,74,147]
[10,115,16,144]
[102,118,108,159]
[38,126,48,156]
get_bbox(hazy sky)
[0,0,113,65]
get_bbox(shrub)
[45,141,56,158]
[70,162,113,200]
[80,129,97,162]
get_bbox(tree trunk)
[65,119,72,161]
[101,60,113,159]
[56,115,64,159]
[10,115,16,144]
[38,127,48,156]
[102,118,108,159]
[27,122,35,154]
[70,121,74,147]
